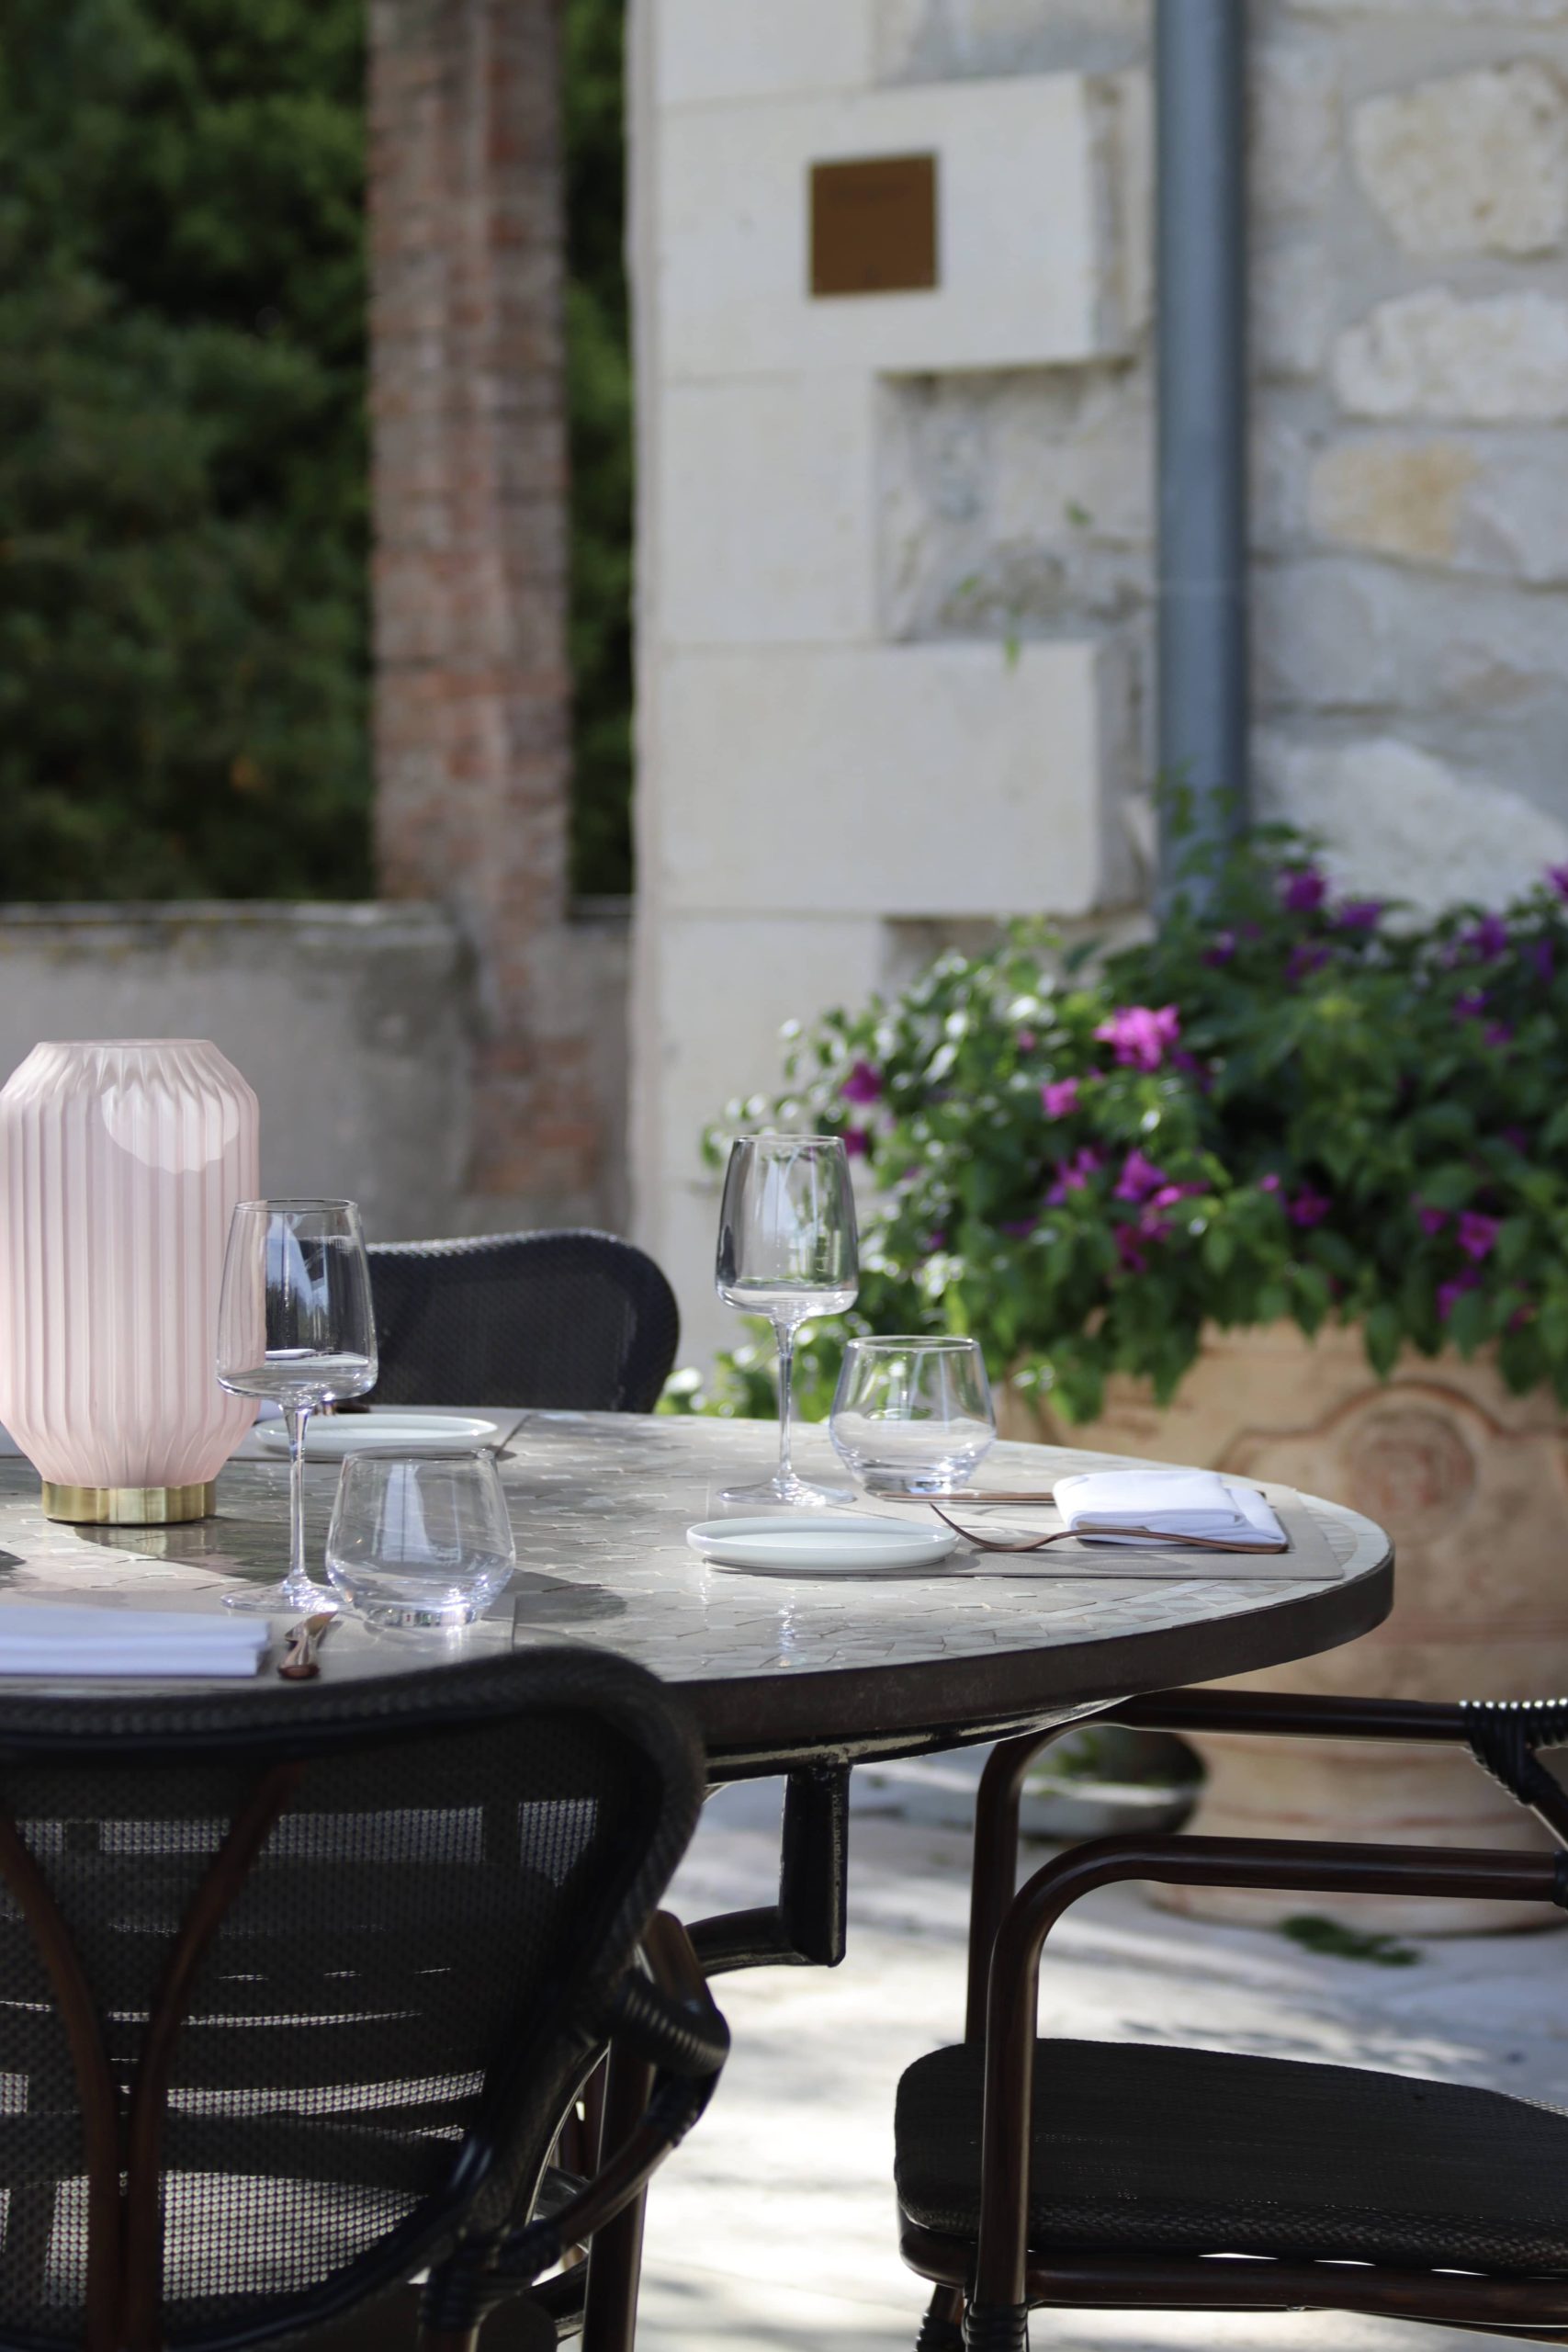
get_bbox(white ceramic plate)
[254,1411,501,1461]
[685,1513,958,1574]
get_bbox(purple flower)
[1413,1197,1448,1238]
[1454,989,1488,1023]
[1042,1076,1080,1119]
[1456,1211,1502,1262]
[1484,1022,1514,1049]
[842,1126,870,1158]
[1113,1227,1150,1276]
[999,1217,1036,1239]
[1549,865,1568,902]
[1112,1148,1168,1204]
[1094,1003,1181,1072]
[1258,1172,1282,1194]
[1280,866,1327,914]
[1461,914,1510,962]
[1203,931,1237,968]
[1289,1186,1331,1229]
[1016,1029,1038,1052]
[1438,1268,1481,1323]
[925,1229,948,1253]
[1337,899,1384,933]
[1045,1146,1103,1205]
[1286,942,1331,987]
[1529,938,1556,986]
[840,1059,882,1105]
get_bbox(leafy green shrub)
[0,0,369,899]
[705,825,1568,1423]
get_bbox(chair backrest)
[0,1648,704,2351]
[367,1231,681,1411]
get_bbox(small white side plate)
[686,1513,958,1574]
[254,1412,501,1462]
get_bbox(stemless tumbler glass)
[829,1335,997,1496]
[716,1134,859,1507]
[326,1453,517,1630]
[216,1199,378,1613]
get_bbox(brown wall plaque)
[809,153,939,299]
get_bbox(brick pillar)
[368,0,604,1227]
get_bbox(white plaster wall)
[630,0,1145,1361]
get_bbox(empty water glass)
[829,1337,997,1496]
[326,1453,516,1630]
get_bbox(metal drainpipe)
[1155,0,1249,910]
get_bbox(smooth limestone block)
[1353,63,1568,257]
[658,375,879,645]
[658,74,1113,379]
[658,639,1124,917]
[1308,435,1481,566]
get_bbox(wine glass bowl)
[216,1199,378,1612]
[829,1336,997,1496]
[715,1136,859,1507]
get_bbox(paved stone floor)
[638,1774,1568,2352]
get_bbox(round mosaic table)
[0,1410,1392,1779]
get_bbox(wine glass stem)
[774,1321,799,1491]
[285,1404,313,1602]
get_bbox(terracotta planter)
[1004,1322,1568,1932]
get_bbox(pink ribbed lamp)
[0,1040,260,1523]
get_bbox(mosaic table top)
[0,1414,1391,1774]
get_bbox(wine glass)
[829,1336,997,1495]
[216,1199,378,1612]
[715,1135,858,1507]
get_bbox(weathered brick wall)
[368,0,620,1231]
[875,0,1568,910]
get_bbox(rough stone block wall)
[875,0,1568,911]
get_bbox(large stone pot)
[1005,1322,1568,1932]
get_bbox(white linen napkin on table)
[1053,1468,1288,1550]
[0,1606,270,1679]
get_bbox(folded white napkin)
[0,1606,270,1679]
[1053,1468,1287,1550]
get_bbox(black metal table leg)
[690,1762,851,1975]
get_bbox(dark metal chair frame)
[0,1648,727,2352]
[905,1687,1568,2352]
[366,1230,680,1414]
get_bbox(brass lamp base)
[41,1481,217,1527]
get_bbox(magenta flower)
[925,1229,948,1253]
[1113,1227,1150,1276]
[999,1217,1036,1239]
[1289,1186,1331,1228]
[1456,1211,1501,1262]
[1112,1148,1168,1204]
[1258,1172,1281,1194]
[1280,866,1327,914]
[1016,1029,1038,1052]
[1042,1076,1080,1119]
[1413,1198,1448,1238]
[1203,931,1237,968]
[1094,1003,1181,1071]
[840,1059,882,1104]
[842,1126,870,1158]
[1438,1268,1481,1323]
[1046,1146,1103,1205]
[1337,899,1383,933]
[1461,914,1510,962]
[1549,865,1568,902]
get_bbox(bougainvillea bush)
[700,824,1568,1425]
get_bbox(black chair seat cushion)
[896,2039,1568,2275]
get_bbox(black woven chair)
[898,1689,1568,2351]
[367,1232,679,1412]
[0,1646,726,2352]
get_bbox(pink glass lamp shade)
[0,1040,261,1523]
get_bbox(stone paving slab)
[639,1776,1568,2352]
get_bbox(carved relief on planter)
[1007,1322,1568,1932]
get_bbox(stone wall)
[0,902,630,1245]
[631,0,1568,1358]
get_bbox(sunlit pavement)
[639,1774,1568,2352]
